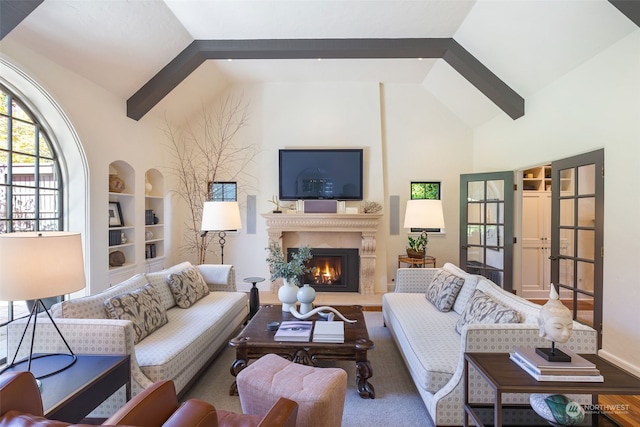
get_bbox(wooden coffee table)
[229,304,375,398]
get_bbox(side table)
[464,352,640,427]
[243,276,265,318]
[3,354,130,423]
[398,255,436,268]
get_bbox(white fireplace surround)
[263,213,382,295]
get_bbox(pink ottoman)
[236,353,347,427]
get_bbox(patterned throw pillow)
[103,284,168,343]
[426,271,465,312]
[455,289,520,334]
[167,267,210,308]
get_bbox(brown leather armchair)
[0,371,297,427]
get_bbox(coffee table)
[229,304,375,398]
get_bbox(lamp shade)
[201,201,242,232]
[0,231,86,301]
[403,199,445,229]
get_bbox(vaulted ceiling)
[1,0,637,127]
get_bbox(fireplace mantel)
[263,213,382,295]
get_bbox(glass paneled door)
[551,149,604,347]
[460,172,515,291]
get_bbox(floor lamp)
[0,231,86,379]
[200,201,242,264]
[403,200,445,267]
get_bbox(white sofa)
[382,263,598,426]
[5,261,248,417]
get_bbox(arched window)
[1,84,63,233]
[0,84,64,357]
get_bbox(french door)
[550,149,604,347]
[460,172,515,292]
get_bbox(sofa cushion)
[442,263,480,315]
[134,292,249,391]
[54,274,149,319]
[475,279,542,324]
[455,289,520,334]
[145,261,193,310]
[382,292,460,394]
[426,270,464,312]
[104,284,168,343]
[167,267,210,308]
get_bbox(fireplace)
[288,248,359,292]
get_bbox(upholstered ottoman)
[236,353,347,427]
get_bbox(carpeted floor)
[182,311,435,427]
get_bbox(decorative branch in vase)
[163,93,257,263]
[266,242,313,311]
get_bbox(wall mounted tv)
[279,149,364,200]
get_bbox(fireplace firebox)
[287,248,359,292]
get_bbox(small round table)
[398,255,436,268]
[243,277,265,318]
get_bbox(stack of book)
[312,321,345,343]
[510,346,603,382]
[274,321,313,342]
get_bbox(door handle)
[548,255,558,261]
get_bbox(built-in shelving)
[523,164,571,192]
[521,163,572,299]
[144,168,165,272]
[108,161,135,271]
[107,164,166,277]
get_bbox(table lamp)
[200,201,242,264]
[403,200,445,267]
[0,231,86,379]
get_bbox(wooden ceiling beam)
[609,0,640,27]
[127,38,524,121]
[0,0,43,40]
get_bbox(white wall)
[473,31,640,375]
[200,82,473,293]
[382,83,473,279]
[1,41,174,294]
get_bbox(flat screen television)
[279,149,364,200]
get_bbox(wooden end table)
[3,354,130,423]
[464,352,640,427]
[229,305,375,399]
[398,254,436,268]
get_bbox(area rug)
[182,311,434,427]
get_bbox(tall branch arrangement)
[164,94,257,262]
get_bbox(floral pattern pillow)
[455,289,520,334]
[167,267,210,308]
[103,284,168,343]
[426,270,465,312]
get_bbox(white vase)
[145,178,153,195]
[297,284,316,315]
[278,278,299,312]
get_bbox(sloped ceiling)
[0,0,637,127]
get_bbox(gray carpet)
[182,311,435,427]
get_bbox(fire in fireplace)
[287,248,359,292]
